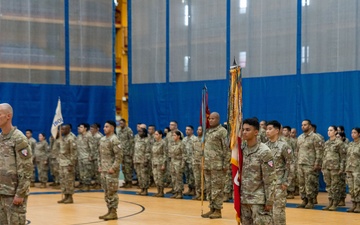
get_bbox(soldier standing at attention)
[34,133,49,188]
[151,130,166,197]
[0,103,33,225]
[240,118,276,225]
[265,120,293,225]
[76,123,94,191]
[192,126,203,200]
[90,123,103,189]
[201,112,229,219]
[98,120,122,220]
[282,125,298,199]
[57,124,77,204]
[117,119,134,188]
[183,125,197,196]
[296,119,323,209]
[49,134,61,188]
[169,131,186,199]
[25,129,36,187]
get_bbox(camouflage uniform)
[169,140,186,194]
[27,137,36,183]
[241,142,276,225]
[117,126,134,185]
[257,127,268,143]
[133,137,151,190]
[164,130,183,186]
[34,140,49,184]
[98,134,122,210]
[0,127,33,225]
[322,138,346,203]
[283,136,297,194]
[59,133,77,195]
[183,135,197,191]
[266,139,293,225]
[345,140,360,203]
[77,132,94,187]
[204,125,229,210]
[49,137,60,185]
[151,139,166,188]
[297,131,323,206]
[91,131,103,186]
[192,136,203,198]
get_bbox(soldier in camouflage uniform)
[98,121,122,220]
[76,123,94,191]
[336,131,348,206]
[133,128,151,195]
[57,124,77,204]
[169,131,186,199]
[49,134,61,188]
[151,130,166,197]
[148,125,156,187]
[25,129,36,187]
[0,103,33,225]
[296,119,323,209]
[183,125,197,196]
[117,119,134,188]
[345,127,360,213]
[34,133,49,188]
[201,112,229,219]
[321,125,346,211]
[192,126,203,200]
[282,125,298,199]
[265,120,293,225]
[90,123,103,189]
[290,128,297,139]
[240,118,276,225]
[312,124,325,204]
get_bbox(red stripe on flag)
[232,136,243,223]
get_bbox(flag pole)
[200,85,207,215]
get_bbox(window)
[301,46,309,63]
[184,56,190,72]
[239,51,246,68]
[302,0,310,6]
[184,4,189,26]
[239,0,247,14]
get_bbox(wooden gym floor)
[27,185,360,225]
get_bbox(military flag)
[227,60,242,224]
[51,98,64,138]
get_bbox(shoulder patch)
[287,148,292,154]
[267,160,274,167]
[21,149,29,156]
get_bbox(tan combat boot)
[153,187,160,197]
[188,188,196,196]
[175,192,183,199]
[140,188,148,196]
[354,202,360,213]
[39,183,47,188]
[322,199,333,210]
[124,181,133,188]
[103,208,118,220]
[99,209,110,219]
[338,198,346,206]
[57,194,68,204]
[170,192,178,198]
[192,193,201,200]
[184,188,193,196]
[157,187,164,197]
[305,198,314,209]
[329,200,339,211]
[63,194,74,204]
[296,198,308,208]
[30,182,35,188]
[286,191,295,199]
[209,209,222,219]
[201,208,215,218]
[81,185,90,192]
[347,202,356,212]
[136,188,144,195]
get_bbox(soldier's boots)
[170,192,179,198]
[354,202,360,213]
[153,187,160,197]
[313,196,318,204]
[305,198,314,209]
[53,183,61,189]
[201,208,215,218]
[140,188,148,196]
[175,192,183,199]
[102,208,118,220]
[63,194,74,204]
[49,182,57,187]
[81,185,90,192]
[39,183,47,188]
[347,202,357,212]
[192,194,201,200]
[30,182,35,188]
[136,189,144,195]
[294,187,300,196]
[157,187,164,197]
[322,199,333,210]
[184,188,194,196]
[209,209,222,219]
[286,192,295,199]
[329,200,339,211]
[338,198,346,206]
[123,181,133,188]
[99,209,110,219]
[166,189,175,194]
[57,195,68,204]
[296,198,308,208]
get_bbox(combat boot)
[136,188,144,195]
[305,198,314,209]
[63,194,74,204]
[170,192,179,198]
[338,198,346,206]
[81,185,90,192]
[57,194,68,204]
[30,182,35,187]
[209,209,222,219]
[329,200,339,211]
[39,182,47,188]
[175,192,183,199]
[192,194,201,200]
[49,182,56,187]
[184,188,193,196]
[354,202,360,213]
[286,191,295,199]
[188,188,196,196]
[153,187,160,197]
[157,187,164,197]
[99,209,110,219]
[201,208,215,218]
[124,181,133,188]
[322,199,333,210]
[166,189,175,194]
[296,198,308,208]
[102,208,118,220]
[347,202,356,212]
[314,197,318,204]
[140,188,148,196]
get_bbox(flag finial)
[232,57,238,66]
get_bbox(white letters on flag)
[51,98,64,138]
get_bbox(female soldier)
[35,133,49,188]
[346,127,360,213]
[169,131,185,199]
[336,132,348,206]
[322,126,346,211]
[151,130,166,197]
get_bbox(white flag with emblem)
[51,98,64,138]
